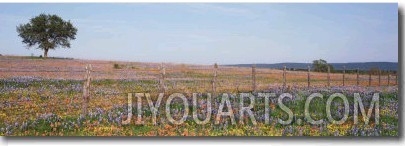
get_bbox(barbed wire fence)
[1,63,399,94]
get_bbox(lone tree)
[17,14,77,58]
[312,59,334,72]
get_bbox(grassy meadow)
[0,56,399,136]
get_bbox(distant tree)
[16,14,77,58]
[312,59,333,72]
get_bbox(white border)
[0,0,401,3]
[1,0,403,146]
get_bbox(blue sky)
[0,3,398,64]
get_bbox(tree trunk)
[44,49,48,58]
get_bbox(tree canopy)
[17,13,77,58]
[312,59,334,72]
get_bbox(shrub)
[113,63,121,69]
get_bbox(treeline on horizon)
[229,62,398,73]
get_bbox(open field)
[0,56,398,90]
[0,56,399,136]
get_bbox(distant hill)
[227,62,398,71]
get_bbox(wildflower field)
[0,56,399,136]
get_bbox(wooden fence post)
[327,65,330,87]
[212,63,218,97]
[356,68,359,86]
[388,70,390,86]
[283,66,286,90]
[307,65,310,88]
[395,72,398,85]
[369,69,372,86]
[82,64,92,116]
[342,66,345,86]
[252,65,256,92]
[160,63,166,93]
[378,69,381,86]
